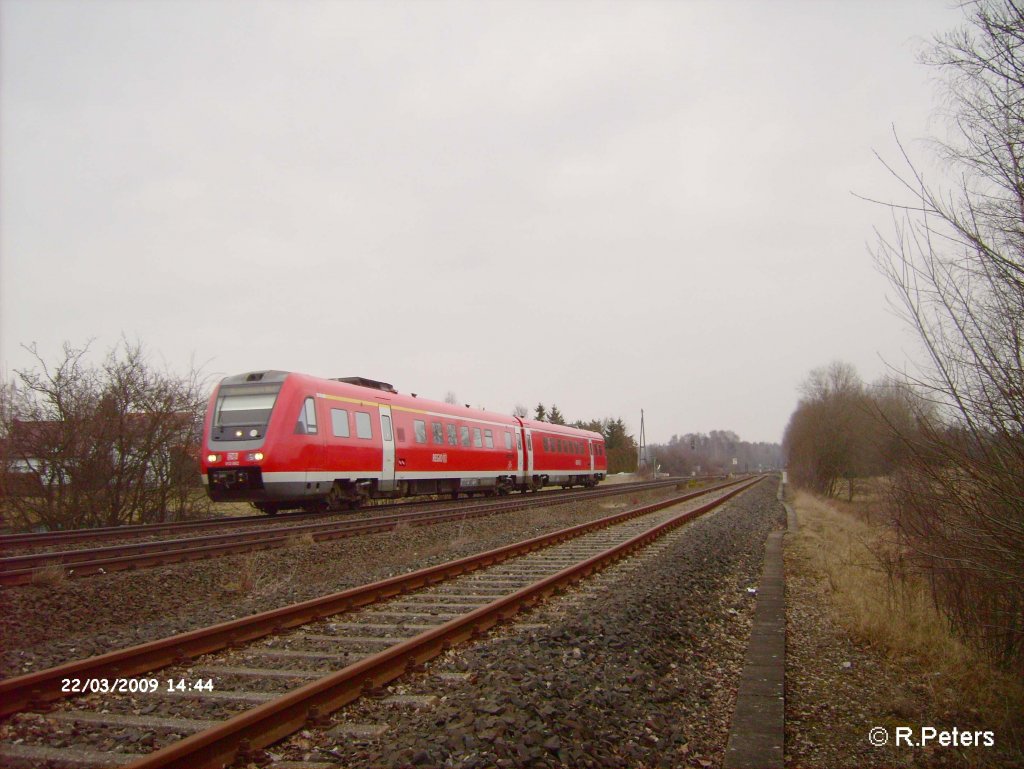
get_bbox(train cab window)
[355,411,372,439]
[460,426,471,447]
[447,424,458,445]
[331,408,350,438]
[432,422,444,443]
[505,432,513,450]
[473,428,483,448]
[295,397,318,435]
[484,429,494,448]
[413,419,427,444]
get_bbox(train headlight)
[206,453,220,464]
[247,451,265,462]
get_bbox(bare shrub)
[1,340,208,530]
[868,0,1024,669]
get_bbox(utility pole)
[637,409,648,476]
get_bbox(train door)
[524,428,533,477]
[588,440,595,472]
[379,405,396,492]
[515,428,525,479]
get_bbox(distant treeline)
[654,431,782,476]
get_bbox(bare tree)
[870,0,1024,667]
[2,340,208,530]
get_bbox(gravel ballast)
[0,487,689,678]
[258,478,784,769]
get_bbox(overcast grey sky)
[1,0,963,444]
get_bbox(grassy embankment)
[789,485,1023,747]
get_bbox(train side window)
[355,411,372,439]
[473,428,482,448]
[413,419,427,444]
[505,432,512,450]
[447,424,458,445]
[484,429,493,448]
[542,437,549,452]
[381,415,393,441]
[432,422,444,443]
[295,397,318,435]
[330,408,350,438]
[460,426,471,447]
[517,434,522,450]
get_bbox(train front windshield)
[211,383,281,441]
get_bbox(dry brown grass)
[285,532,316,548]
[791,490,1024,737]
[29,562,69,589]
[222,552,279,596]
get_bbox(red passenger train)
[200,371,607,514]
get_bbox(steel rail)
[125,476,765,769]
[0,478,719,585]
[0,477,754,718]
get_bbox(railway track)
[0,476,763,769]
[1,478,725,554]
[0,479,719,586]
